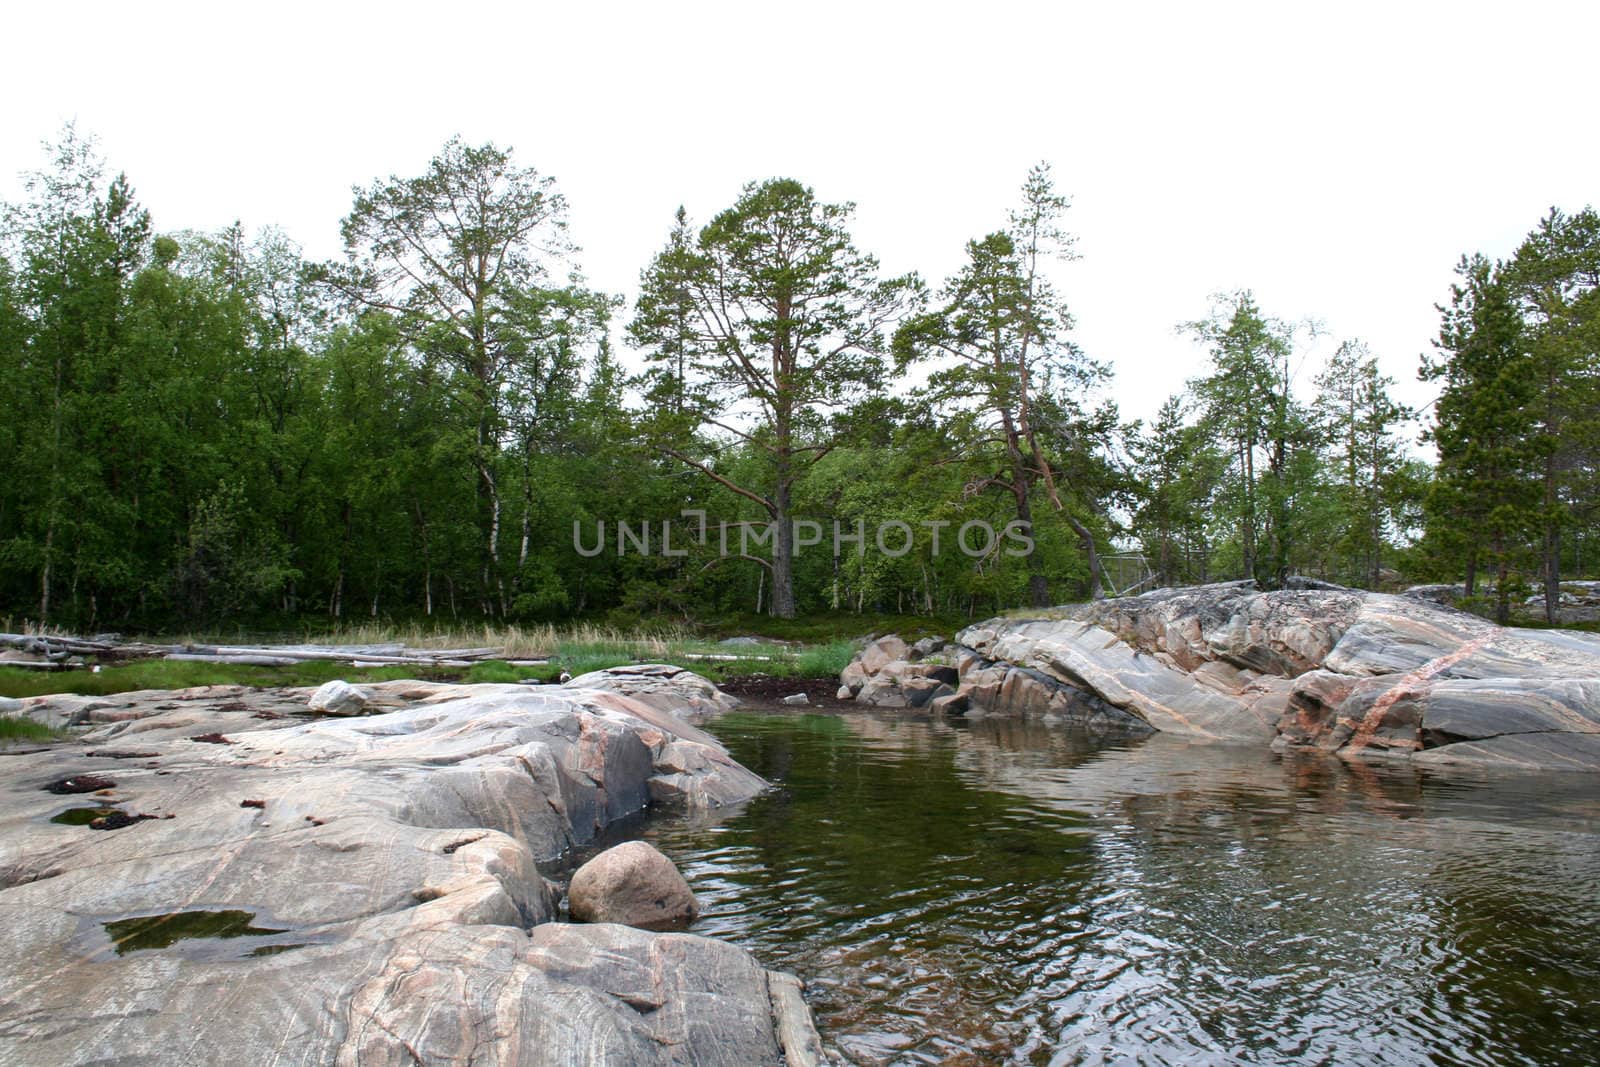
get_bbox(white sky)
[4,0,1596,429]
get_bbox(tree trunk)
[1013,484,1049,609]
[1494,544,1511,626]
[1544,525,1561,625]
[1240,438,1256,581]
[771,482,796,618]
[1065,513,1103,601]
[1544,462,1561,624]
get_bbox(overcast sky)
[4,1,1596,427]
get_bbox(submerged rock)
[0,674,814,1064]
[568,840,700,930]
[948,582,1600,771]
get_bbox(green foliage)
[1312,341,1416,586]
[1184,291,1323,588]
[1421,255,1546,622]
[895,164,1114,606]
[461,660,546,684]
[3,126,1594,631]
[630,178,923,618]
[0,716,63,743]
[795,639,857,678]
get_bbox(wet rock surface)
[0,671,821,1065]
[940,582,1600,770]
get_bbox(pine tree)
[630,179,920,618]
[1422,255,1544,623]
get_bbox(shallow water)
[635,708,1600,1065]
[71,908,316,961]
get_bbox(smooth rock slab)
[0,676,801,1065]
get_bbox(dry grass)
[297,620,705,660]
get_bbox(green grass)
[795,639,857,678]
[0,716,65,744]
[0,659,423,700]
[0,633,865,700]
[0,612,953,700]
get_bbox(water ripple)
[634,710,1600,1065]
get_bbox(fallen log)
[174,646,503,667]
[166,653,302,667]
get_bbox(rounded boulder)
[568,840,699,931]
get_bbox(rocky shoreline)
[842,581,1600,772]
[0,666,822,1065]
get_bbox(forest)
[1,128,1596,631]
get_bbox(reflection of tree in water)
[655,711,1105,1062]
[1424,825,1600,1060]
[656,710,1600,1065]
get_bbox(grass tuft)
[0,716,64,744]
[795,639,857,678]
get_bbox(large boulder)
[858,636,909,676]
[0,677,808,1064]
[951,582,1600,770]
[568,840,699,930]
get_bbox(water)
[72,909,319,962]
[633,708,1600,1065]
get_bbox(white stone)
[308,679,371,716]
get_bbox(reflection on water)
[637,709,1600,1065]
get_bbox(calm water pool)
[620,708,1600,1065]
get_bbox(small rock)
[781,693,810,706]
[568,840,699,931]
[308,680,371,716]
[836,685,853,701]
[718,636,763,647]
[911,636,948,659]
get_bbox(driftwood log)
[0,633,511,668]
